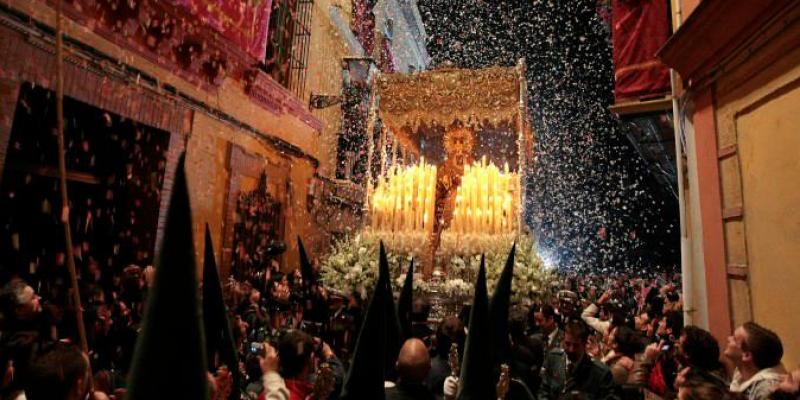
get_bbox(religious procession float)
[321,61,556,312]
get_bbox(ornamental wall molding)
[244,68,325,132]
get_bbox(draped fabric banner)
[612,0,671,101]
[175,0,273,61]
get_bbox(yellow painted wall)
[677,0,701,20]
[6,0,320,160]
[185,114,231,275]
[305,0,353,177]
[187,112,322,274]
[736,88,800,370]
[3,0,355,272]
[713,16,800,369]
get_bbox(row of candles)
[370,159,437,232]
[369,156,519,235]
[450,157,518,234]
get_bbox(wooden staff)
[55,0,91,367]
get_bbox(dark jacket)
[508,378,537,400]
[535,328,564,353]
[386,382,436,400]
[539,350,620,400]
[510,334,545,395]
[425,354,450,398]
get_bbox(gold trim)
[376,65,522,132]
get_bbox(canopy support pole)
[516,58,528,235]
[364,75,380,210]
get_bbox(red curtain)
[612,0,671,101]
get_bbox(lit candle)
[374,189,381,231]
[488,176,494,234]
[470,171,478,228]
[427,166,436,232]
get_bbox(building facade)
[660,0,800,368]
[0,0,427,280]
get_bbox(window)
[0,83,170,283]
[264,0,315,98]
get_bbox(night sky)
[417,0,679,272]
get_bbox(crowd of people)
[0,254,352,400]
[1,258,797,400]
[0,154,797,400]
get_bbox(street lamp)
[309,56,376,109]
[330,56,377,182]
[343,56,376,87]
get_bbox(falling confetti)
[417,0,679,272]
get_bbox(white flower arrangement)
[440,278,472,298]
[441,234,555,303]
[321,232,555,304]
[320,233,422,296]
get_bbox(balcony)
[320,175,365,209]
[46,0,264,87]
[310,175,365,236]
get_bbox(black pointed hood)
[297,236,314,294]
[203,224,241,400]
[341,241,402,399]
[457,255,495,400]
[398,258,414,339]
[490,242,516,367]
[379,241,403,380]
[125,154,208,399]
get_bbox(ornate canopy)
[371,61,532,157]
[361,61,534,269]
[376,63,524,131]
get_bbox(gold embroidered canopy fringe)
[367,60,533,171]
[377,64,522,133]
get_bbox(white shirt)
[730,366,785,400]
[581,303,611,335]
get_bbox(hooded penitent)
[398,258,414,340]
[340,241,403,399]
[490,243,516,370]
[456,255,495,400]
[125,154,208,400]
[203,224,240,400]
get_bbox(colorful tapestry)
[612,0,671,101]
[175,0,273,61]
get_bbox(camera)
[250,342,266,357]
